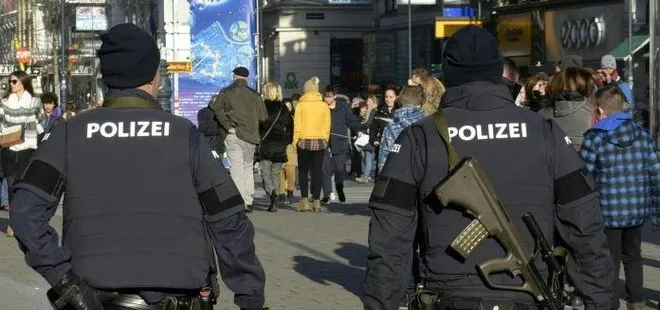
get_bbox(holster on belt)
[409,285,441,310]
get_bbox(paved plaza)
[0,180,659,309]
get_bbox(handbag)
[0,125,24,148]
[256,105,283,154]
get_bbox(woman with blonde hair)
[257,82,293,212]
[293,77,331,212]
[420,76,446,116]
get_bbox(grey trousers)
[225,134,256,205]
[259,160,283,196]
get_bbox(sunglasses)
[9,80,18,85]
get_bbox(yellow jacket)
[293,92,331,146]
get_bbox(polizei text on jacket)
[86,121,171,138]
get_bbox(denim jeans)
[1,178,7,206]
[362,150,374,180]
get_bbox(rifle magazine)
[451,219,489,258]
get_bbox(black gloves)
[47,271,103,310]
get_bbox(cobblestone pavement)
[0,179,660,309]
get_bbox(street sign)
[167,61,192,73]
[435,18,483,38]
[70,64,94,76]
[0,64,17,75]
[396,0,435,5]
[66,0,106,4]
[24,67,41,75]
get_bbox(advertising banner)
[497,14,532,58]
[175,0,257,125]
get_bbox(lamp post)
[158,59,172,112]
[627,0,635,93]
[650,0,657,142]
[408,0,412,78]
[156,0,172,113]
[60,0,67,106]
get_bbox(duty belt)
[409,287,536,310]
[100,293,201,310]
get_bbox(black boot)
[286,190,294,204]
[336,183,345,203]
[268,192,278,212]
[278,194,287,206]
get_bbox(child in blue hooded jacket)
[579,85,660,310]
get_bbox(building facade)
[261,0,480,97]
[494,0,649,106]
[261,0,374,97]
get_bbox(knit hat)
[442,25,503,87]
[97,23,160,89]
[556,55,583,71]
[601,54,617,69]
[303,77,320,94]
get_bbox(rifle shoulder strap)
[432,111,461,169]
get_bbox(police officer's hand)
[229,127,236,134]
[46,271,103,310]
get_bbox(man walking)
[322,85,362,203]
[210,67,268,212]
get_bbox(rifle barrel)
[522,212,562,275]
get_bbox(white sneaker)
[329,192,337,201]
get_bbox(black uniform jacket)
[362,81,613,310]
[10,89,266,309]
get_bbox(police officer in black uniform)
[362,25,613,310]
[10,23,268,310]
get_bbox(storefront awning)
[609,28,649,61]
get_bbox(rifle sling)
[432,111,461,169]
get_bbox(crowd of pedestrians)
[0,29,655,309]
[198,50,657,309]
[198,67,451,213]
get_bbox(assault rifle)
[433,157,567,309]
[430,112,572,309]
